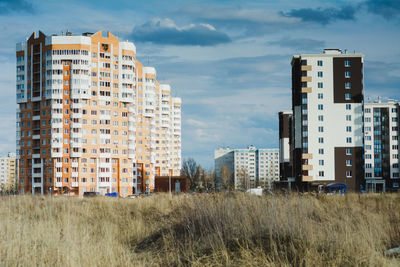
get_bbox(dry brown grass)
[0,193,399,266]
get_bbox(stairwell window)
[345,71,351,78]
[345,60,351,67]
[345,82,351,89]
[345,93,351,100]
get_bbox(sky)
[0,0,399,168]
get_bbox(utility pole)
[169,168,171,195]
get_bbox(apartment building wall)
[0,153,17,189]
[291,49,364,191]
[171,97,182,176]
[279,110,293,181]
[364,101,400,192]
[16,30,181,196]
[215,146,279,189]
[214,148,234,187]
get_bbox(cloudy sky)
[0,0,399,168]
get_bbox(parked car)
[83,192,100,197]
[105,192,119,198]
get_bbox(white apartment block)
[215,146,279,189]
[291,49,364,191]
[364,100,400,192]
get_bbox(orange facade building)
[16,31,181,196]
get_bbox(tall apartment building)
[0,153,17,190]
[364,101,400,192]
[16,30,181,196]
[290,49,364,191]
[214,146,279,189]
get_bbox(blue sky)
[0,0,399,168]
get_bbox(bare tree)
[237,167,250,191]
[220,165,231,190]
[181,158,199,189]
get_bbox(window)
[392,117,397,122]
[393,145,398,150]
[346,137,352,143]
[346,126,352,132]
[346,160,352,166]
[392,108,397,113]
[365,108,371,113]
[318,126,324,132]
[318,115,324,121]
[366,163,372,168]
[318,137,324,143]
[317,60,323,66]
[365,154,371,159]
[366,173,372,178]
[345,93,351,100]
[318,149,324,155]
[319,160,324,166]
[345,71,351,78]
[318,104,323,110]
[317,71,323,77]
[319,171,324,177]
[394,182,399,188]
[318,93,323,99]
[346,104,351,110]
[346,170,352,177]
[346,115,352,121]
[345,82,351,89]
[345,60,351,67]
[318,82,323,88]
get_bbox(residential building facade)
[0,153,17,190]
[364,100,400,192]
[290,49,364,191]
[16,30,181,196]
[214,146,279,189]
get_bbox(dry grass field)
[0,193,399,266]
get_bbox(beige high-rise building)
[16,30,181,196]
[0,153,17,190]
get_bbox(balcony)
[71,182,79,187]
[302,164,313,171]
[301,87,312,93]
[302,175,313,182]
[301,76,312,82]
[302,153,313,159]
[301,65,312,71]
